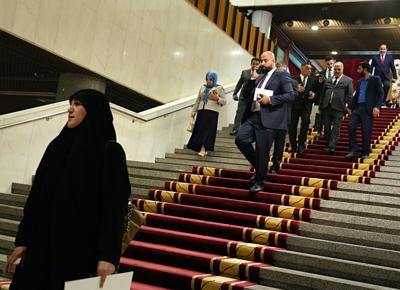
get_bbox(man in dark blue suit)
[371,43,397,100]
[235,51,295,193]
[346,62,384,158]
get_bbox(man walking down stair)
[235,51,295,193]
[230,58,260,136]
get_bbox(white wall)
[0,85,238,193]
[0,0,252,103]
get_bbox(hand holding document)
[254,89,274,101]
[64,272,133,290]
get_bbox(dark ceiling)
[239,0,400,58]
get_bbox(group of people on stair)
[188,44,398,193]
[3,43,397,289]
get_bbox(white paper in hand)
[64,272,133,290]
[254,89,274,101]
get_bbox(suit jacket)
[320,74,353,112]
[320,68,334,80]
[371,54,398,81]
[242,70,295,130]
[233,69,252,98]
[349,75,384,115]
[291,75,321,111]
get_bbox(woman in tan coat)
[188,71,226,156]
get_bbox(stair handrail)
[0,83,236,129]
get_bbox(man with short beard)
[346,62,384,158]
[235,51,294,192]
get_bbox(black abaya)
[187,109,219,152]
[10,90,130,290]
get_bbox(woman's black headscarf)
[68,89,116,146]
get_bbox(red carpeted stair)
[117,109,400,289]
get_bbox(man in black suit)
[289,63,320,153]
[270,63,298,174]
[320,56,335,80]
[231,58,260,136]
[371,43,398,100]
[320,62,353,152]
[346,62,384,158]
[314,56,336,136]
[235,51,295,192]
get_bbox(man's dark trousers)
[382,78,390,101]
[322,104,344,150]
[272,129,287,170]
[235,113,277,183]
[232,96,248,131]
[348,104,373,155]
[289,109,310,149]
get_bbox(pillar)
[56,73,106,102]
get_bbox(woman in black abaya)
[5,89,130,290]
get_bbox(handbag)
[187,116,195,132]
[121,202,144,254]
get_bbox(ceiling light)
[311,25,319,31]
[323,19,330,27]
[384,17,391,24]
[331,51,338,55]
[287,20,294,27]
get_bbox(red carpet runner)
[118,109,400,289]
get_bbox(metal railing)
[0,110,67,129]
[0,85,235,129]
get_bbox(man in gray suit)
[320,62,353,152]
[230,58,260,136]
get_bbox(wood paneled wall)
[187,0,278,58]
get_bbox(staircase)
[2,109,400,289]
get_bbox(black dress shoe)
[230,129,238,136]
[323,146,330,152]
[297,145,304,154]
[345,152,361,158]
[269,167,279,174]
[249,174,256,182]
[249,183,264,193]
[328,148,335,153]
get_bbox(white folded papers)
[64,272,133,290]
[254,89,274,101]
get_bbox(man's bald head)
[260,51,276,70]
